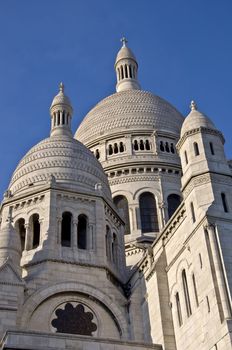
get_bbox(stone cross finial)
[59,82,64,93]
[120,36,128,47]
[190,100,197,111]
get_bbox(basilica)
[0,39,232,350]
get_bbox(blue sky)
[0,0,232,197]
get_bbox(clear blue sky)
[0,0,232,197]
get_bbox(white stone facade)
[0,41,232,350]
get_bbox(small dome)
[50,83,72,111]
[181,101,216,138]
[8,135,112,200]
[75,90,184,144]
[115,46,137,64]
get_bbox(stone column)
[158,201,166,229]
[73,220,78,248]
[205,223,232,320]
[24,223,31,251]
[57,217,62,244]
[88,223,94,250]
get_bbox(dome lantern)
[115,37,141,92]
[50,83,73,137]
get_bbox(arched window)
[129,65,132,78]
[192,273,199,307]
[170,143,175,154]
[209,142,215,155]
[61,212,72,247]
[165,142,170,152]
[184,151,188,165]
[139,192,159,233]
[113,195,130,235]
[193,142,200,156]
[62,112,65,125]
[109,144,113,155]
[175,292,183,326]
[182,269,192,317]
[160,141,164,152]
[95,149,100,159]
[190,202,196,223]
[145,140,150,150]
[105,226,111,260]
[31,213,40,249]
[114,143,118,154]
[134,140,139,151]
[125,65,128,78]
[112,232,118,266]
[119,142,124,153]
[16,218,26,251]
[78,215,87,249]
[167,194,181,219]
[120,66,124,79]
[221,193,229,212]
[140,140,144,150]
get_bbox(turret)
[50,83,73,137]
[115,37,140,92]
[177,101,230,190]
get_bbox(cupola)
[115,37,141,92]
[50,83,73,137]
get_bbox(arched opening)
[129,65,132,78]
[190,202,196,223]
[193,142,200,156]
[120,66,124,79]
[114,143,118,154]
[209,142,215,155]
[175,292,183,326]
[112,232,118,266]
[108,144,113,155]
[165,142,170,152]
[61,212,72,247]
[62,112,65,125]
[184,151,188,165]
[31,213,40,249]
[221,193,229,213]
[160,141,164,152]
[77,215,87,250]
[139,192,159,233]
[125,65,128,78]
[170,143,175,154]
[167,194,181,219]
[113,195,130,235]
[95,149,100,159]
[145,140,150,150]
[134,140,139,151]
[105,226,111,260]
[182,269,192,317]
[15,218,26,251]
[119,142,124,152]
[140,140,145,150]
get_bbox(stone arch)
[20,281,129,338]
[133,187,161,202]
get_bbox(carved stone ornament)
[51,302,97,336]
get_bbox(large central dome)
[75,90,184,145]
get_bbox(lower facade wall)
[1,330,162,350]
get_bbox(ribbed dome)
[8,135,111,199]
[75,90,184,144]
[181,105,216,138]
[50,83,72,110]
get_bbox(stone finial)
[120,36,128,47]
[190,100,197,111]
[59,82,64,93]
